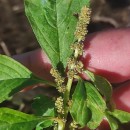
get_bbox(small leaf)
[108,109,130,124]
[36,120,53,130]
[0,108,52,130]
[84,70,112,102]
[25,0,90,69]
[105,112,119,130]
[0,55,52,103]
[32,95,55,129]
[85,82,106,129]
[70,79,91,127]
[32,95,55,116]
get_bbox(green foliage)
[0,108,51,130]
[70,80,107,129]
[85,82,106,129]
[32,95,55,129]
[105,113,119,130]
[32,95,55,116]
[84,70,112,102]
[0,55,51,103]
[108,109,130,124]
[70,80,91,127]
[105,109,130,130]
[25,0,89,69]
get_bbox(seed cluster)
[50,68,65,93]
[71,43,84,56]
[67,6,91,79]
[55,96,64,114]
[70,121,78,129]
[58,85,66,93]
[75,6,91,42]
[50,68,64,86]
[67,58,83,79]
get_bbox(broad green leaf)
[108,109,130,124]
[0,55,53,103]
[25,0,90,69]
[32,95,55,116]
[84,70,112,102]
[70,80,91,127]
[32,95,55,128]
[0,108,52,130]
[105,113,119,130]
[85,82,106,129]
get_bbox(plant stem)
[57,123,65,130]
[64,78,73,118]
[51,117,65,130]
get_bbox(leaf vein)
[28,7,59,55]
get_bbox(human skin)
[80,27,130,83]
[13,28,130,129]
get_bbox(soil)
[0,0,130,129]
[0,0,130,56]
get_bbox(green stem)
[54,118,65,130]
[57,123,65,130]
[64,78,73,118]
[46,117,65,130]
[74,49,79,58]
[39,116,65,130]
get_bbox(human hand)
[13,28,130,130]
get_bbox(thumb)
[81,28,130,83]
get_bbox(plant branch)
[64,78,73,118]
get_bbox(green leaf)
[70,81,106,129]
[32,95,55,128]
[25,0,90,69]
[84,70,112,102]
[36,121,53,130]
[70,80,91,127]
[0,55,52,103]
[105,113,119,130]
[32,95,55,116]
[108,109,130,124]
[85,82,106,129]
[0,108,51,130]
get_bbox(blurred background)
[0,0,130,128]
[0,0,130,56]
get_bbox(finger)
[113,81,130,112]
[81,28,130,83]
[13,49,52,81]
